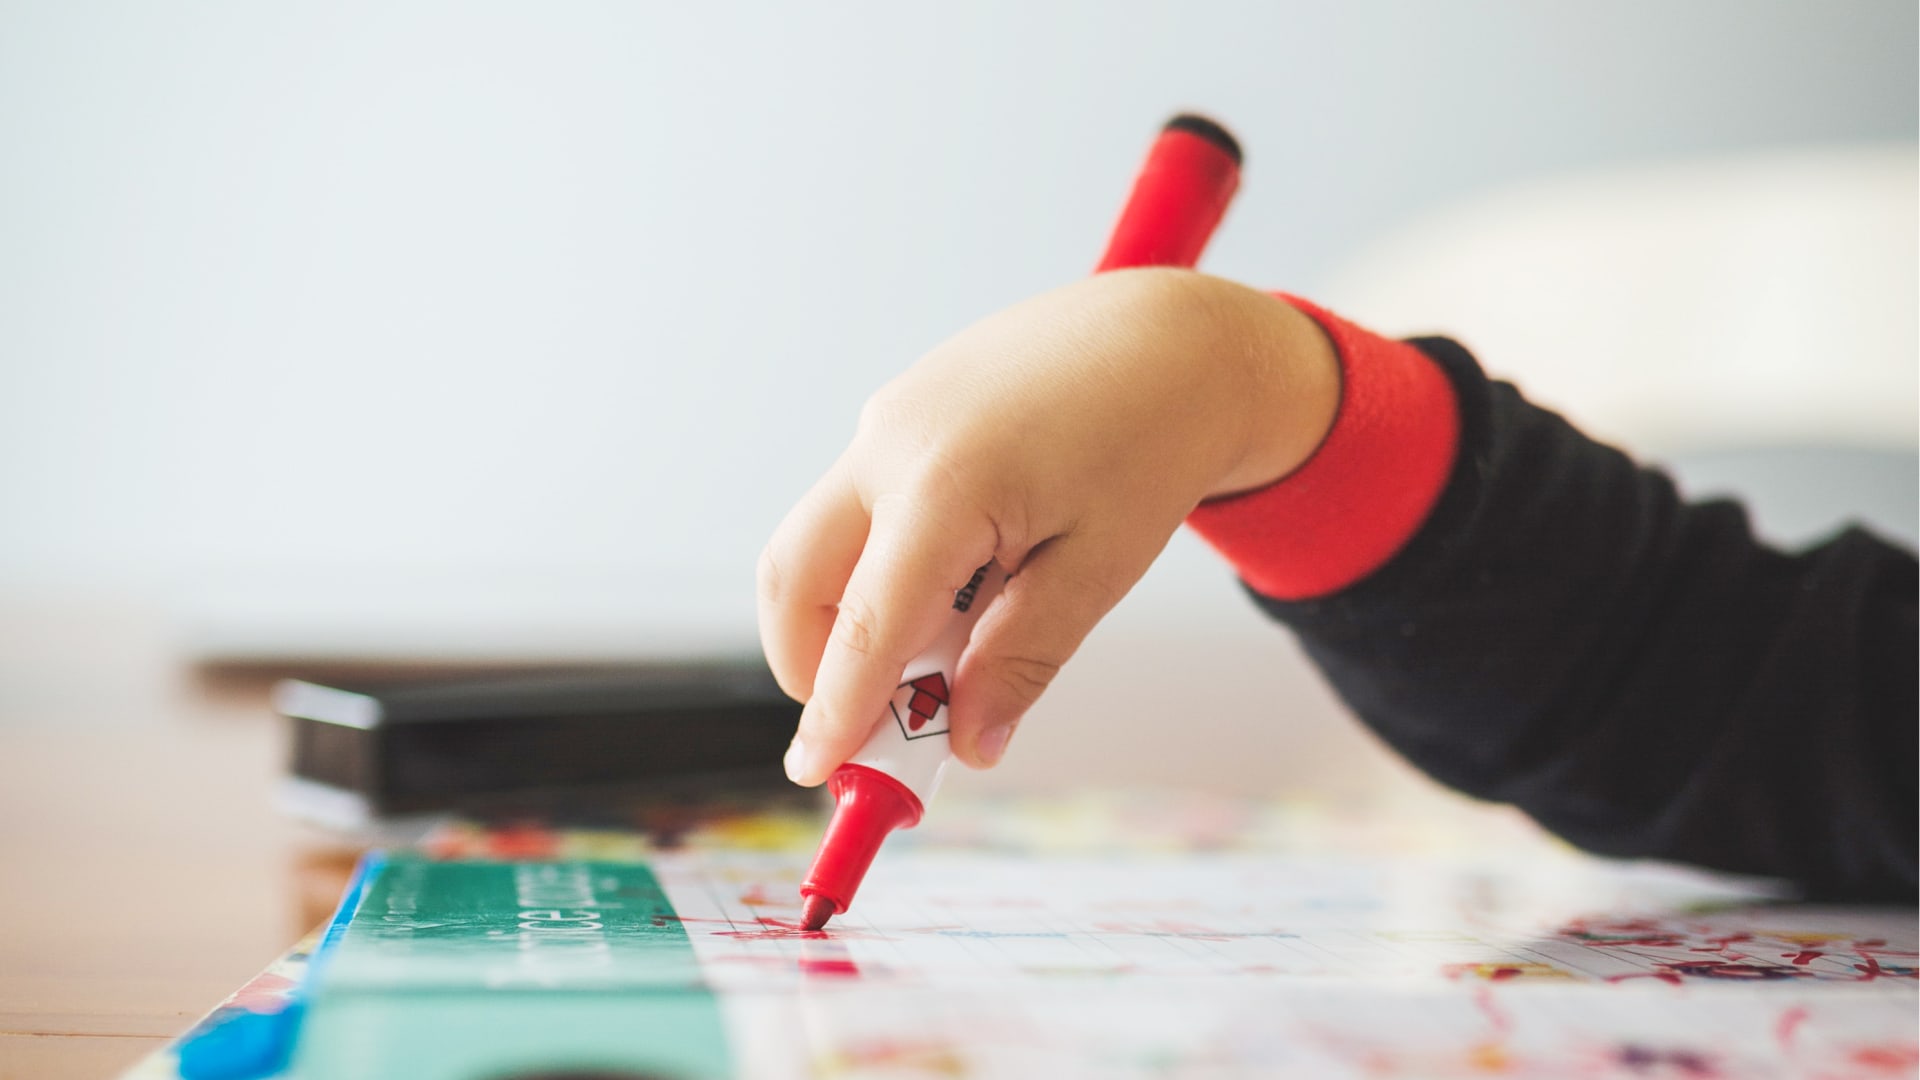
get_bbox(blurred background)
[1,0,1914,802]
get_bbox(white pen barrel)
[846,561,1010,807]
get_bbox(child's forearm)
[1195,322,1919,900]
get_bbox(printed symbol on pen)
[890,673,950,740]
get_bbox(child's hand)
[759,268,1340,786]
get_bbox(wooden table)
[0,675,360,1080]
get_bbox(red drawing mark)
[799,956,863,978]
[1774,1006,1809,1053]
[715,926,830,941]
[1849,942,1919,981]
[714,917,832,942]
[1606,972,1684,986]
[1785,950,1824,966]
[1441,963,1528,983]
[1691,932,1752,953]
[709,916,894,942]
[1850,1044,1920,1071]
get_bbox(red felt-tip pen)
[798,114,1245,932]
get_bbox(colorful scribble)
[1555,915,1918,985]
[1443,961,1576,982]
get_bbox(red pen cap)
[1096,113,1243,273]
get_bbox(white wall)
[1,4,1914,785]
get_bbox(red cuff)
[1184,294,1460,601]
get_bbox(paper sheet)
[654,849,1916,1078]
[126,800,1918,1079]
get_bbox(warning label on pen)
[889,673,951,740]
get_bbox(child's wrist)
[1186,295,1461,600]
[1205,290,1343,500]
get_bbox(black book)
[274,658,800,827]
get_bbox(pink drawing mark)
[1849,1044,1920,1072]
[1774,1005,1810,1054]
[799,955,863,979]
[1472,987,1513,1039]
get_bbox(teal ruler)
[293,855,729,1080]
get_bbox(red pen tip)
[800,893,836,932]
[797,764,924,932]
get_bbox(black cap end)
[1163,114,1242,167]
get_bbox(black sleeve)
[1250,337,1917,901]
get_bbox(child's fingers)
[948,524,1172,769]
[785,497,996,786]
[756,464,869,704]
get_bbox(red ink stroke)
[1774,1005,1810,1053]
[714,917,832,942]
[1472,987,1513,1038]
[799,956,863,978]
